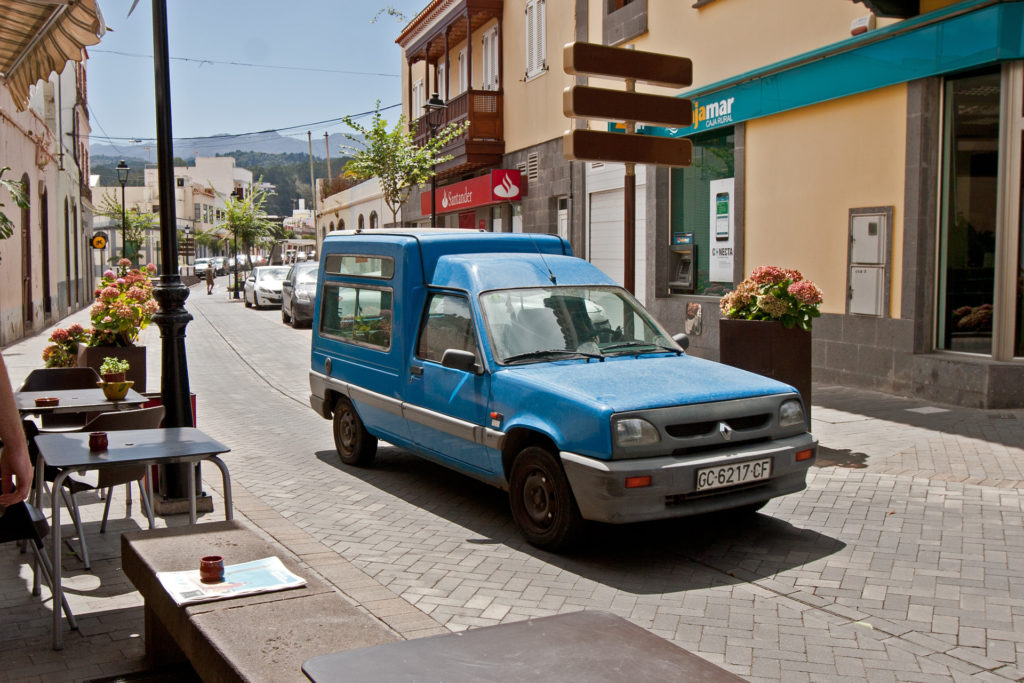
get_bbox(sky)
[87,0,428,158]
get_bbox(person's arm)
[0,354,32,506]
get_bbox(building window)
[370,211,378,229]
[412,79,425,121]
[358,214,365,231]
[194,205,201,222]
[458,49,467,93]
[482,27,499,91]
[937,68,999,355]
[438,60,447,100]
[670,126,735,295]
[525,0,546,80]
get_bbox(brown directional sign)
[563,42,692,89]
[563,129,692,167]
[564,85,692,128]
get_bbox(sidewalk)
[2,297,1023,680]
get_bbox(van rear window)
[324,254,394,279]
[320,284,393,350]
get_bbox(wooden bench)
[121,520,397,683]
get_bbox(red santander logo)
[491,169,521,200]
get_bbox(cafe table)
[33,427,233,650]
[15,387,148,416]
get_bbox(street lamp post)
[116,160,129,259]
[424,93,447,228]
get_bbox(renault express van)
[310,230,816,550]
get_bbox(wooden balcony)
[413,89,504,178]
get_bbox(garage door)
[588,188,646,303]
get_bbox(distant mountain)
[89,130,361,161]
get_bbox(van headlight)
[779,399,806,428]
[614,418,660,447]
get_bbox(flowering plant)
[41,323,90,367]
[88,258,159,347]
[719,265,823,331]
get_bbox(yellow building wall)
[921,0,962,13]
[503,0,578,153]
[744,85,907,318]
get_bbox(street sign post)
[562,42,694,294]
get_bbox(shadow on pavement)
[814,384,1024,449]
[814,446,869,469]
[315,446,845,595]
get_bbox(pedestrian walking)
[206,265,215,295]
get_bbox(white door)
[588,189,646,303]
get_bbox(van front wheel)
[509,447,583,551]
[332,397,377,466]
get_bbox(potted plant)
[99,356,130,383]
[718,266,823,416]
[78,258,158,391]
[41,323,91,368]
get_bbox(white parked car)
[244,266,290,309]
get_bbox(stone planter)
[718,318,812,420]
[78,345,147,392]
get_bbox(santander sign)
[422,169,525,215]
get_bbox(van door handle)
[410,365,423,377]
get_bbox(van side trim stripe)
[313,371,505,451]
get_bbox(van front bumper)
[560,434,816,524]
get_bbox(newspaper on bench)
[157,556,306,605]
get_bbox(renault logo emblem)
[719,422,733,441]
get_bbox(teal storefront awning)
[629,0,1024,138]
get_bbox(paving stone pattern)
[2,277,1023,681]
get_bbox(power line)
[89,48,400,78]
[86,103,127,157]
[87,102,401,144]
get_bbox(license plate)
[695,458,772,492]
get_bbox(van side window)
[324,254,395,279]
[320,283,393,349]
[416,293,478,363]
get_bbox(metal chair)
[0,501,77,632]
[61,405,166,570]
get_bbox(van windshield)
[479,286,681,365]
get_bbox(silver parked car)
[244,266,290,309]
[280,262,319,327]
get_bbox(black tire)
[509,446,583,551]
[332,396,377,466]
[244,294,252,308]
[282,308,292,325]
[253,292,260,310]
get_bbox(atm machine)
[669,233,695,294]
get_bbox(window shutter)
[525,1,535,77]
[538,0,546,70]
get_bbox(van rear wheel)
[332,396,377,466]
[509,447,583,551]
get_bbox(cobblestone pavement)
[2,276,1024,681]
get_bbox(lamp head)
[424,92,447,127]
[115,159,130,185]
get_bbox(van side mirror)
[672,332,690,351]
[441,348,481,374]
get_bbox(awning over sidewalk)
[0,0,106,111]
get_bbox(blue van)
[310,230,816,550]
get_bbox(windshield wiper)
[601,341,682,356]
[503,349,602,365]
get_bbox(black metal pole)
[151,0,194,500]
[429,122,437,228]
[232,231,239,298]
[120,182,127,259]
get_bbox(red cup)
[199,555,225,583]
[88,431,108,451]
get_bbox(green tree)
[341,103,469,226]
[192,227,224,255]
[0,166,28,240]
[221,180,276,268]
[96,194,158,264]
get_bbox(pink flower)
[116,278,127,285]
[103,270,115,279]
[91,303,105,315]
[146,263,157,273]
[118,258,131,267]
[102,316,113,323]
[67,323,83,335]
[101,285,120,299]
[50,328,69,342]
[750,265,789,286]
[788,280,823,305]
